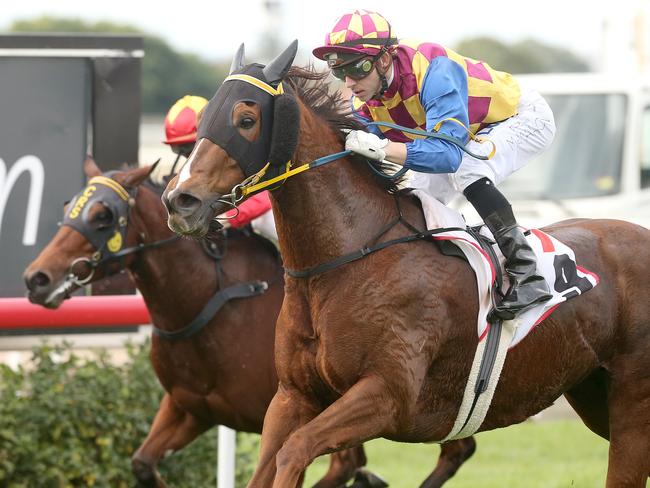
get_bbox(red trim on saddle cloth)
[432,235,497,284]
[577,265,600,284]
[479,322,490,342]
[507,303,561,351]
[531,228,555,253]
[504,303,562,351]
[533,303,561,327]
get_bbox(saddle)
[412,189,599,346]
[411,189,600,442]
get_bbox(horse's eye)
[239,117,256,130]
[93,208,114,228]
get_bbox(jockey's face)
[341,52,392,102]
[344,67,381,101]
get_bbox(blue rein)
[306,120,485,181]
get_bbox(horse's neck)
[128,191,215,326]
[273,138,399,271]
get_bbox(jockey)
[163,96,275,235]
[313,9,555,320]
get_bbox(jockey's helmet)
[312,10,397,61]
[163,95,209,145]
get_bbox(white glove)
[345,130,389,161]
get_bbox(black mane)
[284,66,404,192]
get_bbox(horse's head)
[163,41,300,238]
[24,158,157,308]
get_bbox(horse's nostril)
[26,271,51,291]
[175,192,201,212]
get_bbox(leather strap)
[152,281,268,341]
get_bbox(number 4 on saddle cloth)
[413,189,599,347]
[413,190,600,441]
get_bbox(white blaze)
[175,138,205,189]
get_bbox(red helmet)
[312,10,397,61]
[163,95,209,145]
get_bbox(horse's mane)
[284,66,404,192]
[143,178,167,196]
[107,162,169,196]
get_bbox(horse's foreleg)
[247,385,320,488]
[605,368,650,487]
[132,393,211,487]
[272,375,396,488]
[312,445,368,488]
[418,437,476,488]
[563,368,610,440]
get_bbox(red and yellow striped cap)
[163,95,209,145]
[313,10,396,60]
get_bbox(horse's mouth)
[167,206,213,239]
[28,277,79,309]
[167,194,228,239]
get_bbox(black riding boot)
[463,177,552,321]
[483,209,552,320]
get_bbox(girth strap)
[285,226,467,278]
[152,281,268,341]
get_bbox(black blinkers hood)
[61,172,132,254]
[196,40,299,179]
[197,64,275,177]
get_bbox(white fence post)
[217,425,236,488]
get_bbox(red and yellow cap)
[313,9,396,60]
[163,95,209,145]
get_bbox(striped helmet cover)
[313,9,397,60]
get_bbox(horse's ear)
[83,156,102,178]
[268,92,300,167]
[262,40,298,87]
[122,160,160,188]
[230,43,245,74]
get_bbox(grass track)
[303,419,617,487]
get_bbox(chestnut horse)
[162,41,650,488]
[24,159,474,488]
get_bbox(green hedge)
[0,341,259,487]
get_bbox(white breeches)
[408,86,556,204]
[251,211,278,245]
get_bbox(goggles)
[327,55,377,81]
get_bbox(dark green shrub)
[0,341,259,487]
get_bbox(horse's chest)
[314,353,355,395]
[310,323,374,394]
[279,285,425,395]
[151,342,220,391]
[170,386,213,416]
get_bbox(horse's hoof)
[131,458,169,487]
[131,458,156,486]
[349,468,389,487]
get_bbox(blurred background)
[3,0,647,148]
[4,0,649,225]
[1,1,648,487]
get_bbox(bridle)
[60,174,179,286]
[194,41,497,279]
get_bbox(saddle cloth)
[412,190,599,348]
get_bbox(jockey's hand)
[345,130,389,161]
